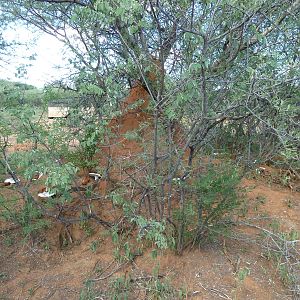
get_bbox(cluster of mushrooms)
[2,172,101,198]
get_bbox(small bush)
[192,162,242,245]
[0,195,49,240]
[172,162,242,252]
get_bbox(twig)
[91,260,129,281]
[91,253,142,281]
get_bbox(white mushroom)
[4,177,18,185]
[89,172,101,181]
[38,191,56,198]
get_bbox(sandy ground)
[0,173,299,300]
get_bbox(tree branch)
[34,0,89,7]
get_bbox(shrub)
[0,195,49,240]
[192,162,242,245]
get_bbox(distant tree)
[0,79,42,107]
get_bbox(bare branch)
[34,0,89,7]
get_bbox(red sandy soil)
[0,177,299,299]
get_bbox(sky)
[1,26,70,88]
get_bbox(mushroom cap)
[89,173,101,180]
[38,191,55,198]
[4,178,17,184]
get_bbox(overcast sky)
[1,26,70,88]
